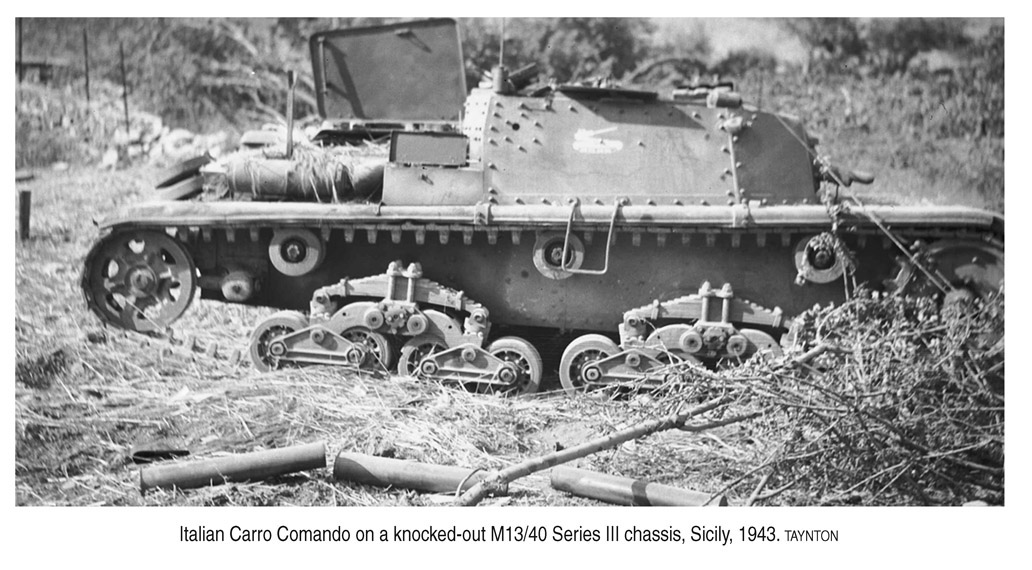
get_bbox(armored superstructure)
[82,19,1003,394]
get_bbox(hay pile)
[282,142,388,202]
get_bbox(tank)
[81,19,1004,395]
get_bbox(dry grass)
[15,313,752,506]
[13,167,745,505]
[14,164,1003,507]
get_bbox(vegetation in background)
[16,17,1003,212]
[14,18,1006,507]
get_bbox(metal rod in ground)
[119,41,130,135]
[17,18,23,83]
[457,395,736,506]
[139,441,326,492]
[333,452,497,495]
[83,27,90,107]
[19,190,31,241]
[550,466,727,507]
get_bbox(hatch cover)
[310,19,467,122]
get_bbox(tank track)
[247,261,543,395]
[556,281,786,395]
[82,218,1002,396]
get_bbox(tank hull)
[96,200,1002,333]
[78,18,1004,393]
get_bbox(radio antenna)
[499,18,505,68]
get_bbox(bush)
[660,291,1005,505]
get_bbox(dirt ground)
[14,165,760,507]
[14,162,1005,508]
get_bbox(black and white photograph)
[9,10,1018,566]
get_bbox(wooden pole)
[457,396,757,506]
[17,18,23,83]
[18,190,31,241]
[550,466,728,506]
[83,27,91,108]
[139,441,326,492]
[333,452,494,495]
[119,41,130,135]
[758,71,764,110]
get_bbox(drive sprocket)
[81,230,197,333]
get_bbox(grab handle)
[560,198,625,275]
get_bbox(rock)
[138,113,163,143]
[202,131,230,156]
[113,126,134,147]
[100,148,119,169]
[162,128,196,151]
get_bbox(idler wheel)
[362,308,385,330]
[220,270,255,303]
[794,234,847,284]
[679,330,704,354]
[726,334,749,357]
[397,334,448,377]
[895,239,1004,301]
[269,229,325,277]
[559,334,619,395]
[341,327,394,369]
[533,232,585,280]
[248,310,308,372]
[406,314,428,336]
[81,229,197,333]
[487,336,543,395]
